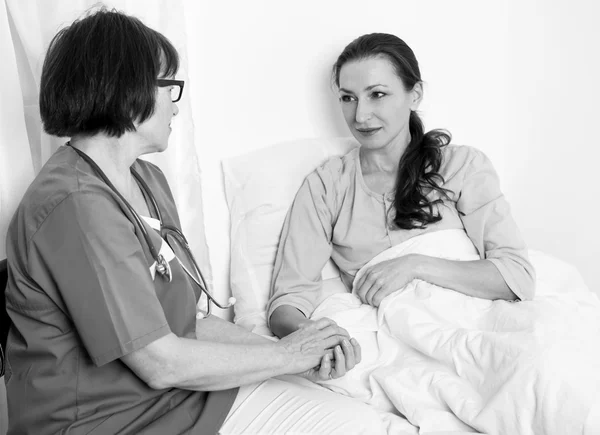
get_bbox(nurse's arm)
[194,315,276,345]
[121,318,349,391]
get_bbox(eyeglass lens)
[170,86,182,102]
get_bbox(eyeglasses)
[157,79,185,103]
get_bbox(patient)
[268,32,535,338]
[264,34,600,435]
[4,9,384,435]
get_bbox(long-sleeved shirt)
[267,145,535,322]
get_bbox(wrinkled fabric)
[312,230,600,435]
[268,145,535,324]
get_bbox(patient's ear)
[409,82,423,111]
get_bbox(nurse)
[4,8,384,435]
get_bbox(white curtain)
[2,0,213,284]
[0,1,32,431]
[0,0,35,261]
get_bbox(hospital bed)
[1,137,599,435]
[217,137,600,434]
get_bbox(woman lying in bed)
[268,32,536,357]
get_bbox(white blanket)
[311,229,600,435]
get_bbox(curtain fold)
[4,0,213,287]
[0,0,35,261]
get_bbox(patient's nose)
[355,100,372,123]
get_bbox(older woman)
[269,33,535,340]
[3,9,384,435]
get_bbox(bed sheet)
[311,229,600,435]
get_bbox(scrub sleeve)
[5,149,236,435]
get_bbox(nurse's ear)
[409,82,423,111]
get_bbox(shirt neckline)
[352,147,396,202]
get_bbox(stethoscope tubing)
[66,143,233,314]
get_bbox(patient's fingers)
[318,354,332,380]
[356,271,380,305]
[340,338,356,370]
[360,279,379,306]
[332,345,346,378]
[372,287,396,307]
[354,272,370,300]
[354,276,368,303]
[351,338,362,364]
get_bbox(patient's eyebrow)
[339,84,388,93]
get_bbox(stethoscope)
[67,143,235,316]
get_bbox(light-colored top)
[267,145,535,321]
[5,146,236,435]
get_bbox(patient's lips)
[355,127,382,137]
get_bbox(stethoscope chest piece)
[155,254,173,282]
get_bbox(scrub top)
[268,145,536,321]
[4,146,237,434]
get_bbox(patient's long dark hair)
[333,33,451,230]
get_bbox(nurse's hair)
[332,33,451,230]
[40,7,179,138]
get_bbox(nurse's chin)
[146,142,170,155]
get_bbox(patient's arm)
[270,304,362,381]
[196,315,275,344]
[270,305,312,339]
[415,255,516,300]
[355,253,517,307]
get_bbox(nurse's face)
[135,78,179,153]
[338,55,422,152]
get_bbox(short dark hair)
[332,33,452,230]
[39,7,179,138]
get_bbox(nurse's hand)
[285,318,362,382]
[354,254,419,307]
[300,336,362,383]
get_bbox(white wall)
[183,0,600,306]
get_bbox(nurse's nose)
[172,101,179,117]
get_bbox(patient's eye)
[371,91,386,99]
[340,94,356,103]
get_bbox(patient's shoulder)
[440,144,496,182]
[306,148,359,193]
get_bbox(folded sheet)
[311,229,600,435]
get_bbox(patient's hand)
[297,319,362,382]
[354,254,419,307]
[270,305,362,380]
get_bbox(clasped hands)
[282,317,362,383]
[277,255,417,383]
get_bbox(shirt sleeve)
[267,171,335,323]
[30,191,171,366]
[455,148,536,300]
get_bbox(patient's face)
[338,55,421,152]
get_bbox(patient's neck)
[359,133,409,176]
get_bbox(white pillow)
[222,137,358,334]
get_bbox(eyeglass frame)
[157,79,185,103]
